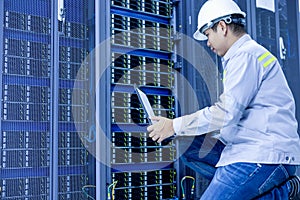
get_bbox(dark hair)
[212,14,246,36]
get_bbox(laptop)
[134,85,156,124]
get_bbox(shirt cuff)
[173,117,183,134]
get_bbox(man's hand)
[147,116,175,143]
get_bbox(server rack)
[110,1,176,199]
[94,0,177,199]
[58,0,93,199]
[0,1,52,199]
[0,0,94,199]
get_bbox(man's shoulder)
[238,39,269,59]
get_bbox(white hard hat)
[193,0,246,41]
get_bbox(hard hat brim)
[193,30,208,41]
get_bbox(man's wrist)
[172,117,182,134]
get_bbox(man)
[147,0,300,199]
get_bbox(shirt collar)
[222,34,252,63]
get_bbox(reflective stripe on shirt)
[258,51,277,68]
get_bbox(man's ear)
[218,21,228,35]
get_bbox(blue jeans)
[180,135,298,200]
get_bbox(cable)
[112,180,118,200]
[180,176,195,200]
[82,185,96,200]
[107,180,118,200]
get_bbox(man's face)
[204,22,228,57]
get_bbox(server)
[109,0,177,199]
[0,0,93,199]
